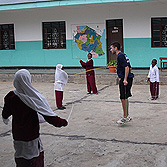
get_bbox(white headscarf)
[55,64,68,85]
[13,69,57,121]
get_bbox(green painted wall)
[124,38,167,68]
[1,38,167,68]
[0,40,106,67]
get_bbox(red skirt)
[55,90,63,108]
[86,74,97,94]
[15,151,44,167]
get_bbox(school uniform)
[80,58,97,94]
[54,64,68,109]
[148,65,159,99]
[2,69,68,167]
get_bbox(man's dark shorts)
[119,78,133,99]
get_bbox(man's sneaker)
[116,116,132,124]
[125,116,132,122]
[116,118,127,124]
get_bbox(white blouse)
[14,137,43,159]
[54,82,64,91]
[148,65,159,82]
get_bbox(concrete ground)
[0,82,167,167]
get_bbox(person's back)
[3,91,39,141]
[2,69,68,167]
[54,64,68,110]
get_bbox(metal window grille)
[43,21,66,49]
[0,24,15,50]
[151,18,167,47]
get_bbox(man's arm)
[123,66,129,85]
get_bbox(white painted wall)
[0,1,167,41]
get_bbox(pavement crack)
[98,85,110,92]
[41,133,167,146]
[81,99,167,105]
[0,130,12,137]
[1,130,166,146]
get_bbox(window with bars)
[0,24,15,50]
[43,21,66,49]
[151,18,167,47]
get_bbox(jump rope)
[67,103,74,122]
[68,66,106,77]
[66,66,106,121]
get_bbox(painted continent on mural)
[73,25,105,57]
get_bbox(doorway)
[106,19,124,63]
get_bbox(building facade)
[0,0,167,68]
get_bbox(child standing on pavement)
[54,64,68,110]
[80,53,98,94]
[147,59,159,100]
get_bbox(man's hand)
[123,79,128,85]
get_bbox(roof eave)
[0,0,152,11]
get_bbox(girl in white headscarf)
[2,69,68,167]
[54,64,68,110]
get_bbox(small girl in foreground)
[2,69,68,167]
